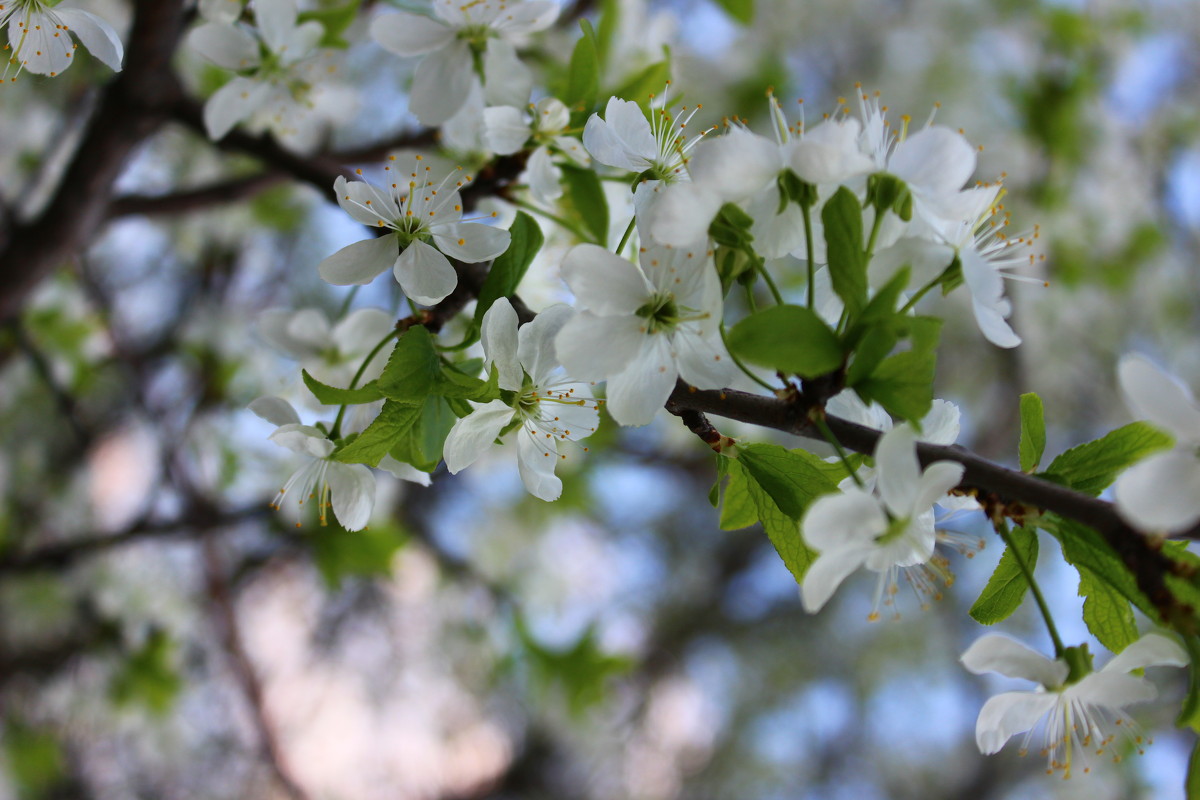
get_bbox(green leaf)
[970,526,1038,625]
[1078,566,1139,654]
[726,305,843,378]
[611,60,671,116]
[108,629,182,715]
[594,0,618,73]
[717,458,759,530]
[1018,392,1046,472]
[1042,421,1173,496]
[514,614,633,717]
[388,395,458,471]
[298,0,361,47]
[564,20,600,112]
[311,521,408,588]
[821,186,867,319]
[561,164,609,245]
[333,400,422,467]
[378,326,441,401]
[1187,737,1200,797]
[736,443,843,520]
[853,348,935,422]
[4,721,65,796]
[1041,514,1158,620]
[302,370,384,406]
[436,361,500,402]
[474,212,545,326]
[712,0,754,24]
[1177,637,1200,733]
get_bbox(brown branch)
[106,172,286,219]
[0,0,188,324]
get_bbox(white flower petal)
[800,542,874,613]
[490,0,558,34]
[960,634,1069,687]
[516,427,563,501]
[919,399,961,445]
[801,488,886,551]
[270,424,335,459]
[481,298,522,391]
[188,21,260,69]
[331,309,394,357]
[394,240,458,305]
[1068,671,1157,709]
[1102,632,1188,674]
[911,461,965,514]
[875,424,921,518]
[642,182,722,247]
[335,175,401,227]
[974,691,1058,755]
[443,400,513,473]
[688,126,781,200]
[517,304,574,385]
[604,336,677,426]
[673,331,734,390]
[409,40,474,126]
[203,76,272,139]
[371,11,455,56]
[561,244,651,314]
[583,98,657,171]
[55,8,123,71]
[249,396,301,426]
[555,313,646,381]
[527,145,563,202]
[1114,451,1200,533]
[327,463,376,531]
[9,10,73,75]
[432,222,511,263]
[483,39,532,108]
[254,0,297,54]
[789,118,874,184]
[378,455,433,486]
[888,126,976,197]
[1119,354,1200,442]
[318,235,397,286]
[483,105,532,155]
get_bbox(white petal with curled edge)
[204,77,272,140]
[800,541,874,613]
[971,295,1021,349]
[327,463,376,531]
[518,304,574,386]
[483,106,532,155]
[481,298,522,392]
[888,126,977,197]
[974,691,1058,755]
[443,400,513,473]
[875,424,921,518]
[555,313,645,381]
[433,222,510,263]
[527,146,563,203]
[583,98,656,171]
[919,399,961,445]
[270,424,336,459]
[960,634,1069,688]
[378,456,433,487]
[371,11,455,56]
[249,396,301,427]
[537,97,571,133]
[1119,355,1200,442]
[561,244,650,314]
[912,461,965,515]
[517,429,563,501]
[1103,632,1189,674]
[394,240,458,305]
[492,0,559,35]
[62,8,125,72]
[187,21,259,70]
[604,336,677,426]
[1114,451,1200,533]
[483,40,532,108]
[801,488,886,551]
[318,235,397,286]
[410,40,474,126]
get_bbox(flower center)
[635,293,680,334]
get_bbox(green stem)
[812,414,864,488]
[336,285,361,320]
[752,255,785,306]
[329,327,400,440]
[510,198,593,243]
[802,203,816,311]
[899,277,940,315]
[616,217,637,255]
[719,323,775,391]
[742,281,758,314]
[865,206,885,261]
[996,521,1065,658]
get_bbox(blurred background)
[1,0,1199,797]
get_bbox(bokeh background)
[2,0,1199,797]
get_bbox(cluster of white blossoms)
[0,0,123,82]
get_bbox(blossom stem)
[996,520,1065,658]
[802,204,816,311]
[719,323,776,391]
[753,257,785,306]
[811,413,864,488]
[616,217,637,255]
[899,276,939,315]
[336,285,361,320]
[743,282,758,314]
[865,207,885,261]
[510,198,594,243]
[330,327,400,440]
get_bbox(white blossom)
[1,0,123,81]
[484,97,588,202]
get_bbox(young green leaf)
[561,164,609,246]
[564,20,600,112]
[311,521,408,589]
[969,526,1038,625]
[1041,421,1173,496]
[821,186,867,319]
[853,348,935,422]
[712,0,754,24]
[1018,392,1046,472]
[611,60,671,116]
[388,395,458,471]
[301,370,384,406]
[299,0,362,47]
[735,443,843,520]
[474,212,545,326]
[1041,514,1158,620]
[726,305,843,378]
[718,458,760,530]
[333,400,423,466]
[1078,566,1138,654]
